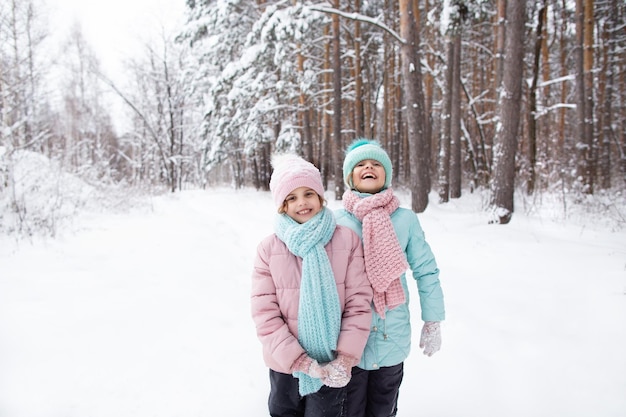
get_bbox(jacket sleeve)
[336,229,373,361]
[405,214,445,322]
[250,240,305,372]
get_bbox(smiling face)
[280,186,324,223]
[351,159,386,193]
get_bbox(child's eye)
[305,191,315,197]
[285,195,296,202]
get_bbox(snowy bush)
[0,150,96,237]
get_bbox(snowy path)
[1,189,625,416]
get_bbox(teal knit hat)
[343,139,393,190]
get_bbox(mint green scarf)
[275,207,341,395]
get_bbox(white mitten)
[321,354,356,388]
[419,321,441,356]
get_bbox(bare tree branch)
[95,71,169,172]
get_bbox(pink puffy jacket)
[251,225,373,374]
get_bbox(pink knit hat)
[269,154,325,209]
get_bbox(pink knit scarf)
[343,188,409,318]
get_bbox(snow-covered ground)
[1,184,625,417]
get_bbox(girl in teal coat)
[335,139,445,417]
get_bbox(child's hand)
[291,354,328,379]
[419,321,442,356]
[307,360,328,379]
[321,354,355,388]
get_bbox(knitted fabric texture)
[269,154,324,209]
[274,207,341,396]
[342,139,393,189]
[342,188,408,318]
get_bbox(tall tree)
[494,0,506,89]
[103,30,194,191]
[574,0,595,193]
[1,0,49,151]
[438,0,465,202]
[597,0,613,189]
[489,0,526,224]
[557,0,569,172]
[526,0,547,195]
[400,0,429,212]
[331,0,344,199]
[59,23,118,179]
[353,0,364,139]
[449,33,462,199]
[438,33,453,203]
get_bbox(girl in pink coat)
[251,154,373,417]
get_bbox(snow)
[1,181,625,416]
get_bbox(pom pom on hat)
[342,139,393,189]
[270,154,325,209]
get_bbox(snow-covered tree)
[180,1,328,189]
[56,23,117,181]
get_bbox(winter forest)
[1,0,626,236]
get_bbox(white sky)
[47,0,186,82]
[44,0,187,133]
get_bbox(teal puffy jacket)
[335,204,445,370]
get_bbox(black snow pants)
[344,363,404,417]
[268,369,347,417]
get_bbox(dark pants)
[268,369,347,417]
[345,363,404,417]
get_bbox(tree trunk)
[526,0,546,195]
[558,0,568,171]
[413,0,431,190]
[297,47,313,163]
[332,0,344,199]
[423,0,436,182]
[575,0,594,193]
[494,0,507,88]
[438,37,453,203]
[353,0,363,138]
[321,24,332,188]
[583,0,595,191]
[399,0,429,212]
[383,0,394,160]
[598,0,619,189]
[490,0,525,224]
[450,33,462,199]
